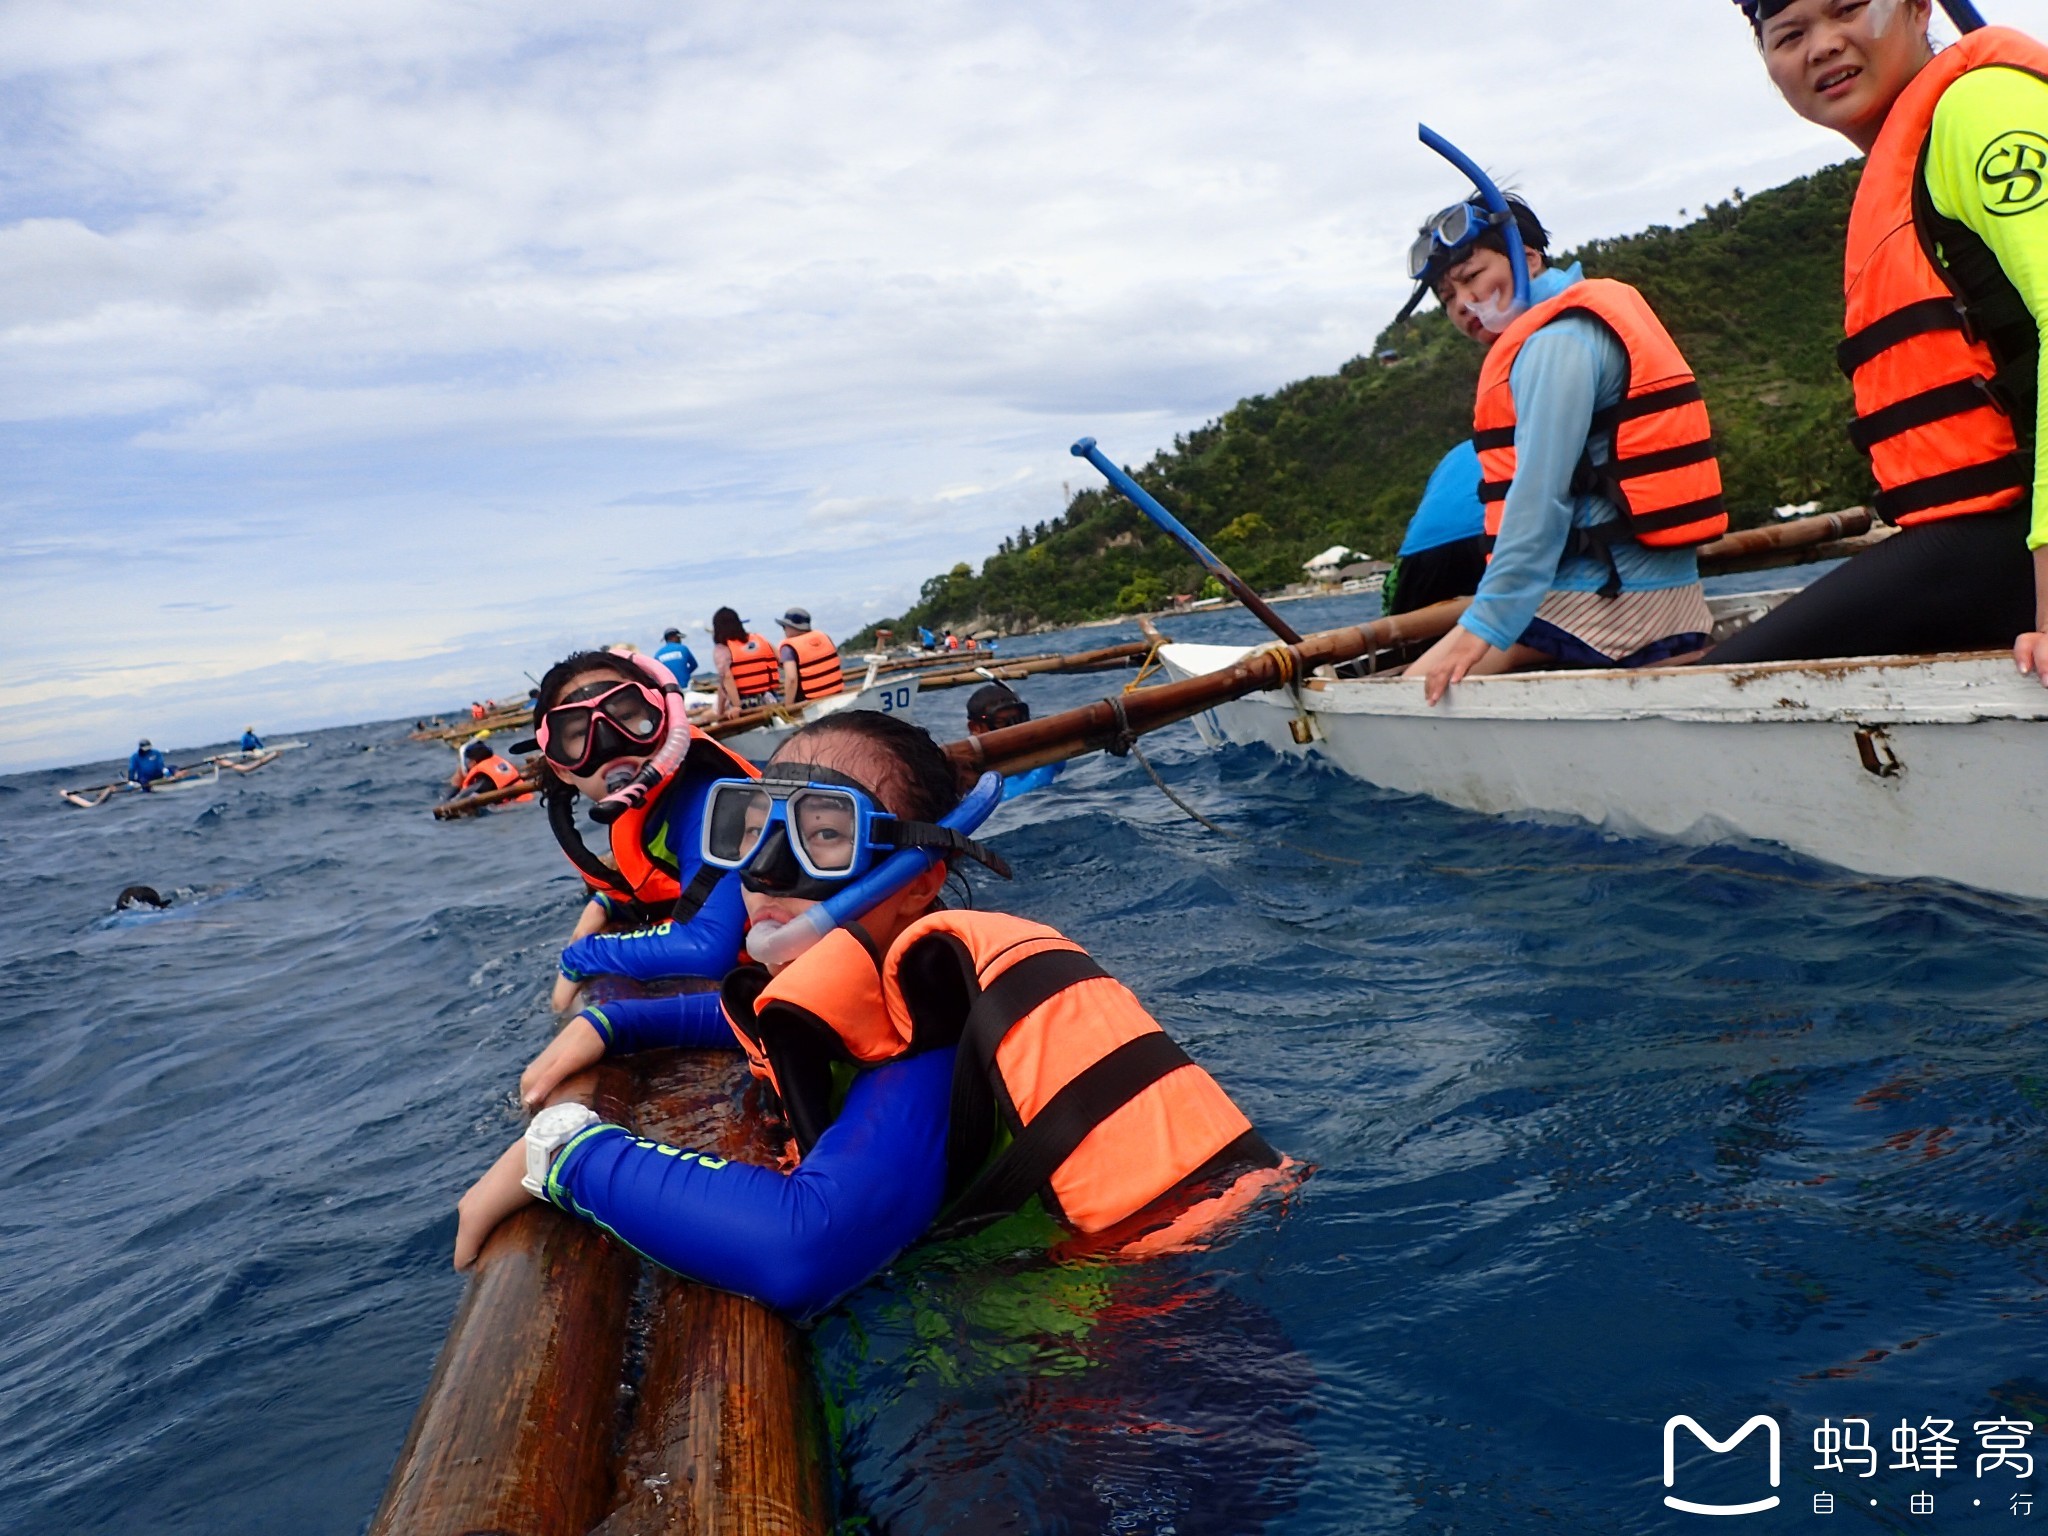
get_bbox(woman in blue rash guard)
[526,649,756,1013]
[453,712,1278,1319]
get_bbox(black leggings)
[1386,534,1488,616]
[1704,505,2035,663]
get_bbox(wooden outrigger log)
[432,771,543,819]
[372,1050,827,1536]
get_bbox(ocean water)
[1,598,2043,1535]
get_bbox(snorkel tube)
[1418,123,1530,323]
[588,650,690,826]
[1940,0,1987,29]
[744,770,1007,968]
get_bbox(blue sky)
[9,0,2043,773]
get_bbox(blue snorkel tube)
[743,770,1008,967]
[1941,0,1987,29]
[1417,123,1530,322]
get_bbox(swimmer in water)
[522,647,760,1010]
[456,711,1284,1319]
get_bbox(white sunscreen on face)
[1465,287,1521,335]
[1866,0,1902,38]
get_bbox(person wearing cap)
[1400,192,1723,705]
[965,682,1065,801]
[126,739,172,789]
[775,607,845,707]
[653,627,699,691]
[709,607,780,720]
[1706,0,2048,673]
[239,727,264,753]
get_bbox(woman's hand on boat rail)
[521,1015,609,1112]
[453,1137,530,1271]
[2013,557,2048,687]
[1406,624,1497,706]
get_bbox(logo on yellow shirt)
[1977,130,2048,217]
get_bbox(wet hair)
[768,710,964,822]
[966,681,1029,727]
[462,739,493,763]
[533,648,644,716]
[711,607,748,645]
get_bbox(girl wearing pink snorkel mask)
[521,647,760,1011]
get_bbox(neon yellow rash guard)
[1923,63,2048,549]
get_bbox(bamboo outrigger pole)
[946,599,1471,777]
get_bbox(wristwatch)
[522,1102,602,1198]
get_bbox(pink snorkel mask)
[581,650,692,825]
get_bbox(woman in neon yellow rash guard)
[1708,0,2048,674]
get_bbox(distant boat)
[1159,591,2048,901]
[60,760,222,808]
[710,666,922,762]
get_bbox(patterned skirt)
[1518,584,1714,667]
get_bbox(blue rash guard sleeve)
[557,774,748,983]
[579,992,737,1053]
[547,1047,955,1318]
[558,872,747,983]
[999,761,1065,802]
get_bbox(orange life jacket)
[1839,27,2048,527]
[560,728,758,917]
[725,634,780,699]
[1473,278,1727,569]
[721,910,1274,1235]
[781,628,844,701]
[461,754,531,801]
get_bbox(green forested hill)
[858,160,1868,644]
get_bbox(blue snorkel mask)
[703,763,1012,967]
[1395,125,1532,327]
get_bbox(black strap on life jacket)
[940,1032,1197,1235]
[668,858,725,925]
[1873,453,2035,523]
[546,782,636,901]
[930,946,1208,1236]
[1837,295,1972,375]
[721,960,857,1156]
[1847,376,2011,452]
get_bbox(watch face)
[531,1102,595,1138]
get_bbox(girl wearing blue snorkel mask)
[453,711,1281,1322]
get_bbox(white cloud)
[9,0,2046,770]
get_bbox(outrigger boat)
[1157,589,2048,903]
[58,759,222,808]
[708,663,922,762]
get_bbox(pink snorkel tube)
[587,649,692,826]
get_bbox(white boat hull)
[1158,642,2048,900]
[716,674,922,761]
